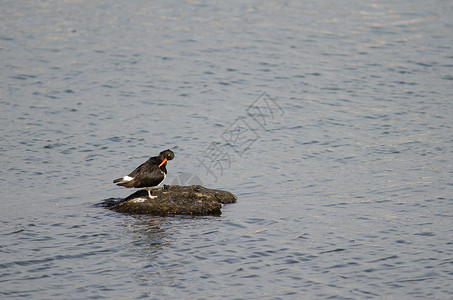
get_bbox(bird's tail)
[113,176,134,187]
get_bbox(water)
[1,0,452,299]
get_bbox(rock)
[104,185,237,216]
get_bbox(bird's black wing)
[127,157,164,188]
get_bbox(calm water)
[1,0,452,299]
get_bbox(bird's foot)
[147,190,157,199]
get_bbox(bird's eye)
[168,154,171,156]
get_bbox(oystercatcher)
[113,149,175,199]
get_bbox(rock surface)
[103,185,237,216]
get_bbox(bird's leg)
[147,189,157,199]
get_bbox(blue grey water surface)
[1,0,452,299]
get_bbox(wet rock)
[105,185,237,216]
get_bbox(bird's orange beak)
[159,158,167,167]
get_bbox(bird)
[113,149,175,199]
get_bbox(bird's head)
[159,149,175,167]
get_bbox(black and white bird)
[113,149,175,199]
